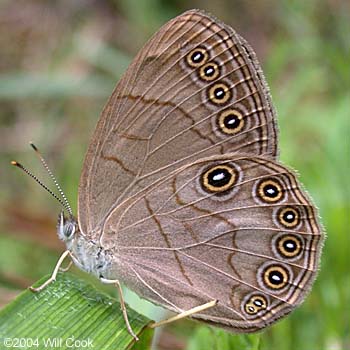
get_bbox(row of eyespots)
[187,47,221,82]
[242,254,303,316]
[242,260,295,316]
[253,177,304,263]
[199,168,303,315]
[256,178,304,265]
[199,163,302,314]
[200,167,303,244]
[254,176,303,295]
[242,263,292,318]
[186,47,248,136]
[200,167,301,230]
[186,48,231,105]
[242,236,303,315]
[247,175,302,312]
[248,176,304,303]
[254,177,302,229]
[242,262,292,316]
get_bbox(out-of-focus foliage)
[0,0,348,349]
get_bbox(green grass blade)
[0,273,153,350]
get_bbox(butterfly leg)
[30,250,71,292]
[59,260,73,272]
[149,299,218,328]
[100,277,139,341]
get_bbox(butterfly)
[15,9,323,340]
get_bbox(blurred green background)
[0,0,349,349]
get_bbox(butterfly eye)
[201,164,237,193]
[64,222,76,239]
[186,47,209,68]
[217,109,244,134]
[57,212,76,241]
[256,178,284,203]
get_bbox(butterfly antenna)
[27,142,73,216]
[11,143,73,216]
[11,160,72,215]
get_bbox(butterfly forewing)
[78,10,278,237]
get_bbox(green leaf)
[0,273,153,350]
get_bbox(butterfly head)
[57,211,78,242]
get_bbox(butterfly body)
[57,9,323,333]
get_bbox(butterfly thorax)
[57,212,113,279]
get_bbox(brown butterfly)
[15,9,323,340]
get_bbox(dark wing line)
[113,13,226,134]
[99,120,266,232]
[115,168,304,233]
[115,236,318,272]
[118,202,318,237]
[115,94,215,145]
[120,44,242,136]
[144,197,194,286]
[139,91,264,179]
[145,73,255,153]
[101,153,137,176]
[112,12,212,138]
[149,101,264,158]
[177,250,295,306]
[127,256,248,321]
